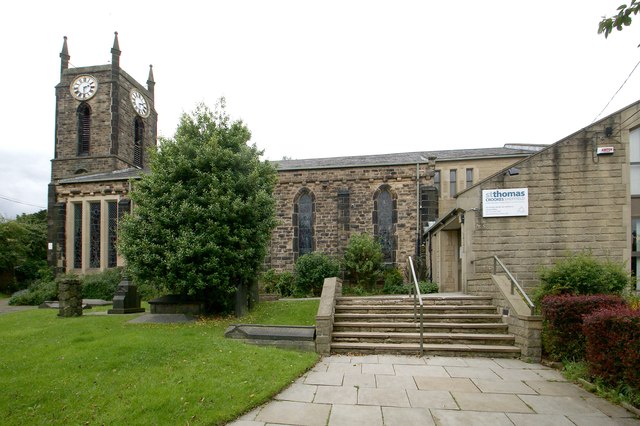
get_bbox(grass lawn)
[0,299,320,425]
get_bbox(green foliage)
[599,1,640,38]
[276,271,295,297]
[419,281,439,294]
[9,278,58,306]
[0,210,48,293]
[342,233,384,287]
[81,268,123,300]
[118,100,277,313]
[294,252,340,296]
[260,269,295,297]
[535,251,632,304]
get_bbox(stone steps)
[335,304,497,315]
[330,341,521,357]
[336,294,493,306]
[332,321,509,334]
[330,295,520,358]
[332,331,515,345]
[334,312,504,323]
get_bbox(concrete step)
[335,304,497,315]
[333,312,503,324]
[332,331,516,345]
[330,341,521,357]
[333,321,509,334]
[336,294,493,306]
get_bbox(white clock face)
[130,90,150,117]
[70,75,98,100]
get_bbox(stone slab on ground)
[127,314,195,324]
[225,324,316,351]
[39,299,112,309]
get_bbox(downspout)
[416,163,421,260]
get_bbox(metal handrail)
[474,255,535,315]
[408,256,424,356]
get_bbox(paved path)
[0,298,36,314]
[229,355,640,426]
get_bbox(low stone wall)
[315,277,342,355]
[492,274,542,362]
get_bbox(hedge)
[584,306,640,389]
[541,294,625,361]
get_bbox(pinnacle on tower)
[60,36,70,75]
[147,64,155,98]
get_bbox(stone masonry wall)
[459,107,637,296]
[268,163,434,272]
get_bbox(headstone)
[58,277,83,317]
[108,278,145,314]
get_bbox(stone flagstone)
[226,355,640,426]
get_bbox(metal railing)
[408,256,424,355]
[475,255,535,315]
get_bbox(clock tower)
[48,33,157,273]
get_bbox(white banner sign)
[482,188,529,217]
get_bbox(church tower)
[48,34,157,273]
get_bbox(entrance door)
[441,229,461,292]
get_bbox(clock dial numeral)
[70,75,97,100]
[130,90,150,117]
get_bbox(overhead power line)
[0,194,46,209]
[593,56,640,123]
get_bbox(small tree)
[119,100,277,314]
[342,233,384,287]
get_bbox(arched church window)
[373,185,397,264]
[77,103,91,155]
[134,117,144,168]
[293,189,315,258]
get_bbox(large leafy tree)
[0,210,48,292]
[119,100,277,313]
[598,1,640,37]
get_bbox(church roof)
[58,167,143,184]
[273,146,539,171]
[56,146,541,183]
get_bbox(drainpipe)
[416,163,421,260]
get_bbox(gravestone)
[58,277,83,317]
[108,277,145,314]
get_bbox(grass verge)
[562,361,640,408]
[0,300,320,425]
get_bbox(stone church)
[46,35,539,279]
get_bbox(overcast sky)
[1,0,639,218]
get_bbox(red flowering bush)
[584,306,640,388]
[541,294,626,361]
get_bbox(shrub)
[541,294,626,361]
[584,306,640,389]
[260,269,279,294]
[382,268,405,294]
[276,271,295,297]
[535,251,632,304]
[294,252,340,296]
[419,281,439,294]
[81,268,123,300]
[342,233,384,287]
[9,278,58,306]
